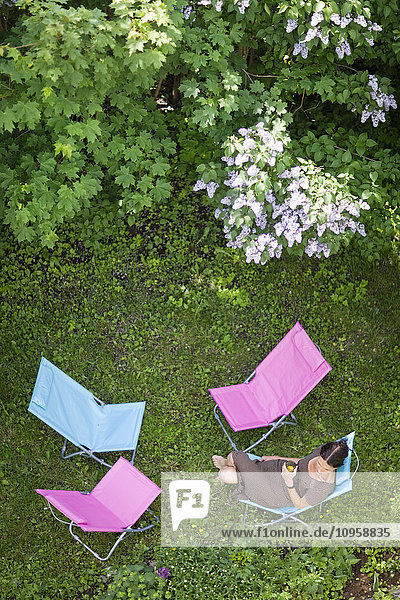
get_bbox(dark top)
[231,447,335,508]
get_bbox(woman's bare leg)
[218,466,238,484]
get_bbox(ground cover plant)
[1,188,400,598]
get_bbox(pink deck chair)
[36,457,161,561]
[209,322,332,452]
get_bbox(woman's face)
[316,455,332,472]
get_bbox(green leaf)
[0,107,17,132]
[115,166,136,189]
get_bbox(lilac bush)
[194,119,370,262]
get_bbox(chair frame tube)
[213,404,297,453]
[47,501,159,561]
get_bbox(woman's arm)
[281,463,310,509]
[260,456,300,462]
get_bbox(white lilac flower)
[317,223,326,237]
[368,75,379,92]
[336,45,345,59]
[243,137,257,151]
[193,178,207,191]
[255,214,267,229]
[357,223,366,236]
[198,0,212,5]
[247,164,260,176]
[364,36,374,46]
[299,177,309,189]
[330,13,341,25]
[342,40,351,55]
[215,0,223,11]
[215,208,222,218]
[257,233,269,249]
[182,5,194,19]
[248,200,263,217]
[232,195,247,209]
[303,28,317,42]
[301,44,309,58]
[346,204,360,217]
[286,18,298,33]
[310,11,324,27]
[221,196,232,205]
[237,0,250,14]
[360,201,370,210]
[340,14,352,28]
[207,181,219,198]
[354,14,367,27]
[317,31,330,45]
[336,40,351,59]
[369,22,382,32]
[264,190,275,203]
[221,156,235,166]
[235,153,250,166]
[361,107,371,123]
[328,222,340,234]
[238,128,249,136]
[287,180,299,192]
[293,42,308,59]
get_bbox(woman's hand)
[281,462,298,486]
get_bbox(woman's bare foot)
[212,455,228,470]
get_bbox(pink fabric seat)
[210,322,331,450]
[37,457,161,533]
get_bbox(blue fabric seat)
[28,357,145,467]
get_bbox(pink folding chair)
[36,457,161,561]
[209,322,332,452]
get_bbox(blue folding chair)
[28,357,146,468]
[240,432,359,527]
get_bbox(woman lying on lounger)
[212,439,349,509]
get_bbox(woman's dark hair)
[319,439,349,468]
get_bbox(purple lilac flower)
[215,0,223,11]
[157,567,170,579]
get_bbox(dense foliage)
[0,0,399,261]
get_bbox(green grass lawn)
[1,201,399,599]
